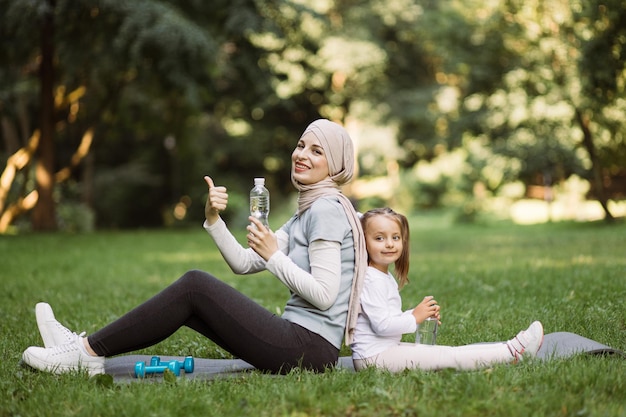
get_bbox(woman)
[22,119,367,376]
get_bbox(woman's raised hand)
[412,295,441,325]
[204,176,228,225]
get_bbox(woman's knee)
[177,269,217,289]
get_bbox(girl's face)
[364,215,403,274]
[291,132,330,185]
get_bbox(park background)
[1,0,625,232]
[1,1,625,416]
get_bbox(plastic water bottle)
[250,177,270,228]
[415,317,438,345]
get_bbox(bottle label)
[250,195,269,226]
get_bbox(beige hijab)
[291,119,367,345]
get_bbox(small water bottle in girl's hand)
[416,317,438,345]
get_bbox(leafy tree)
[1,0,357,230]
[573,0,626,221]
[0,0,223,230]
[397,0,626,221]
[2,0,623,231]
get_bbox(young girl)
[22,119,367,376]
[351,207,543,372]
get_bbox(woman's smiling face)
[291,132,330,185]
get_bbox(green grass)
[1,215,625,417]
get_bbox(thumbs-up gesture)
[204,176,228,225]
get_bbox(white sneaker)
[36,302,85,348]
[507,321,544,362]
[22,334,105,376]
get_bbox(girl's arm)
[361,279,417,336]
[204,218,288,274]
[265,239,341,311]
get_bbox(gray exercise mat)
[535,331,623,360]
[105,332,624,382]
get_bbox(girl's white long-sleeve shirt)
[350,266,417,359]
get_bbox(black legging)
[88,270,339,374]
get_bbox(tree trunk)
[32,0,58,231]
[574,108,615,223]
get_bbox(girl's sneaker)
[35,302,85,348]
[22,334,105,376]
[507,321,544,362]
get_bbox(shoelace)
[507,332,527,361]
[53,321,86,343]
[50,338,81,356]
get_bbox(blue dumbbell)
[149,356,194,373]
[134,360,181,378]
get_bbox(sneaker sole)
[22,348,105,376]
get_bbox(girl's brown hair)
[360,207,411,288]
